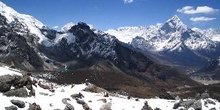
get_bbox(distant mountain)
[106,15,220,69]
[0,1,200,98]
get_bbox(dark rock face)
[41,28,57,40]
[10,99,25,108]
[3,87,28,97]
[39,22,116,63]
[0,14,43,71]
[0,33,43,70]
[114,42,153,72]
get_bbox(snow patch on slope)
[0,66,21,76]
[61,22,75,32]
[54,33,76,44]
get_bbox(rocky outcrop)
[0,73,37,97]
[0,14,43,71]
[173,99,202,110]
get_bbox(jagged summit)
[167,15,181,23]
[162,15,188,33]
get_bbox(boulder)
[0,75,16,92]
[10,99,25,108]
[100,102,112,110]
[71,93,84,99]
[201,92,210,99]
[76,99,86,105]
[191,100,202,110]
[3,87,28,97]
[97,98,107,103]
[154,108,161,110]
[180,99,196,108]
[74,98,91,110]
[28,103,42,110]
[141,101,153,110]
[64,104,74,110]
[0,75,16,82]
[173,102,181,109]
[209,108,216,110]
[0,82,11,92]
[5,105,17,110]
[204,99,216,105]
[82,103,91,110]
[62,98,74,110]
[83,84,108,93]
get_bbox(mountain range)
[0,1,220,100]
[106,15,220,75]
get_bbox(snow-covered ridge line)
[106,15,220,51]
[105,24,162,44]
[0,1,53,46]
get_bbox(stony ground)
[0,66,220,110]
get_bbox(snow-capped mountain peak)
[161,15,188,33]
[0,1,52,46]
[106,15,220,67]
[0,2,43,27]
[168,15,181,23]
[61,22,75,32]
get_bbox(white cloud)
[177,6,218,14]
[52,26,59,29]
[123,0,134,4]
[190,17,216,22]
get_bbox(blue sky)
[1,0,220,30]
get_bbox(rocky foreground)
[0,66,220,110]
